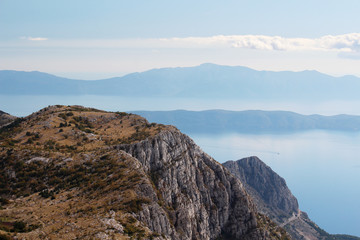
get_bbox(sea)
[190,131,360,236]
[1,94,360,236]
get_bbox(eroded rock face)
[223,156,299,223]
[116,130,271,240]
[223,157,347,240]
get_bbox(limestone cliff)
[116,130,289,239]
[223,157,360,240]
[223,157,299,223]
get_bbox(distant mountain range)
[2,63,360,100]
[132,109,360,133]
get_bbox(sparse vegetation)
[0,198,9,205]
[39,189,55,199]
[256,213,291,240]
[0,118,25,141]
[0,219,38,233]
[115,111,129,117]
[122,216,146,237]
[0,105,172,239]
[0,147,145,200]
[13,221,26,232]
[0,233,10,240]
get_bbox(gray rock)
[223,156,299,223]
[116,130,279,239]
[222,156,358,240]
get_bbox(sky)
[1,0,360,79]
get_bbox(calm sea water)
[3,95,360,116]
[190,131,360,236]
[1,95,360,236]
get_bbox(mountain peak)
[224,156,299,221]
[199,62,220,67]
[0,105,170,154]
[0,105,290,239]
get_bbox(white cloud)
[12,33,360,55]
[20,36,48,41]
[28,37,48,41]
[166,33,360,53]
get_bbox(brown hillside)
[0,105,289,240]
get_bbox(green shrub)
[58,113,67,120]
[39,189,55,199]
[13,221,26,232]
[115,112,128,117]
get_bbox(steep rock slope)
[223,157,299,223]
[0,110,16,128]
[0,105,289,239]
[116,131,269,239]
[223,157,360,240]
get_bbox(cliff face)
[223,157,299,223]
[117,131,262,239]
[0,105,289,240]
[223,157,359,240]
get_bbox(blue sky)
[1,0,360,79]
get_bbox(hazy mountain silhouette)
[2,64,360,100]
[132,109,360,133]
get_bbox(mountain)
[132,109,360,133]
[223,157,299,224]
[2,64,360,100]
[0,105,289,239]
[223,157,360,240]
[0,70,85,95]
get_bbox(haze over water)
[3,95,360,117]
[191,131,360,236]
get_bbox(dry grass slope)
[0,105,171,239]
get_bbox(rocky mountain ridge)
[223,157,299,223]
[223,157,360,240]
[0,105,289,239]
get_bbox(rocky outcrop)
[0,110,16,128]
[0,106,290,239]
[223,156,299,223]
[223,157,360,240]
[116,130,288,239]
